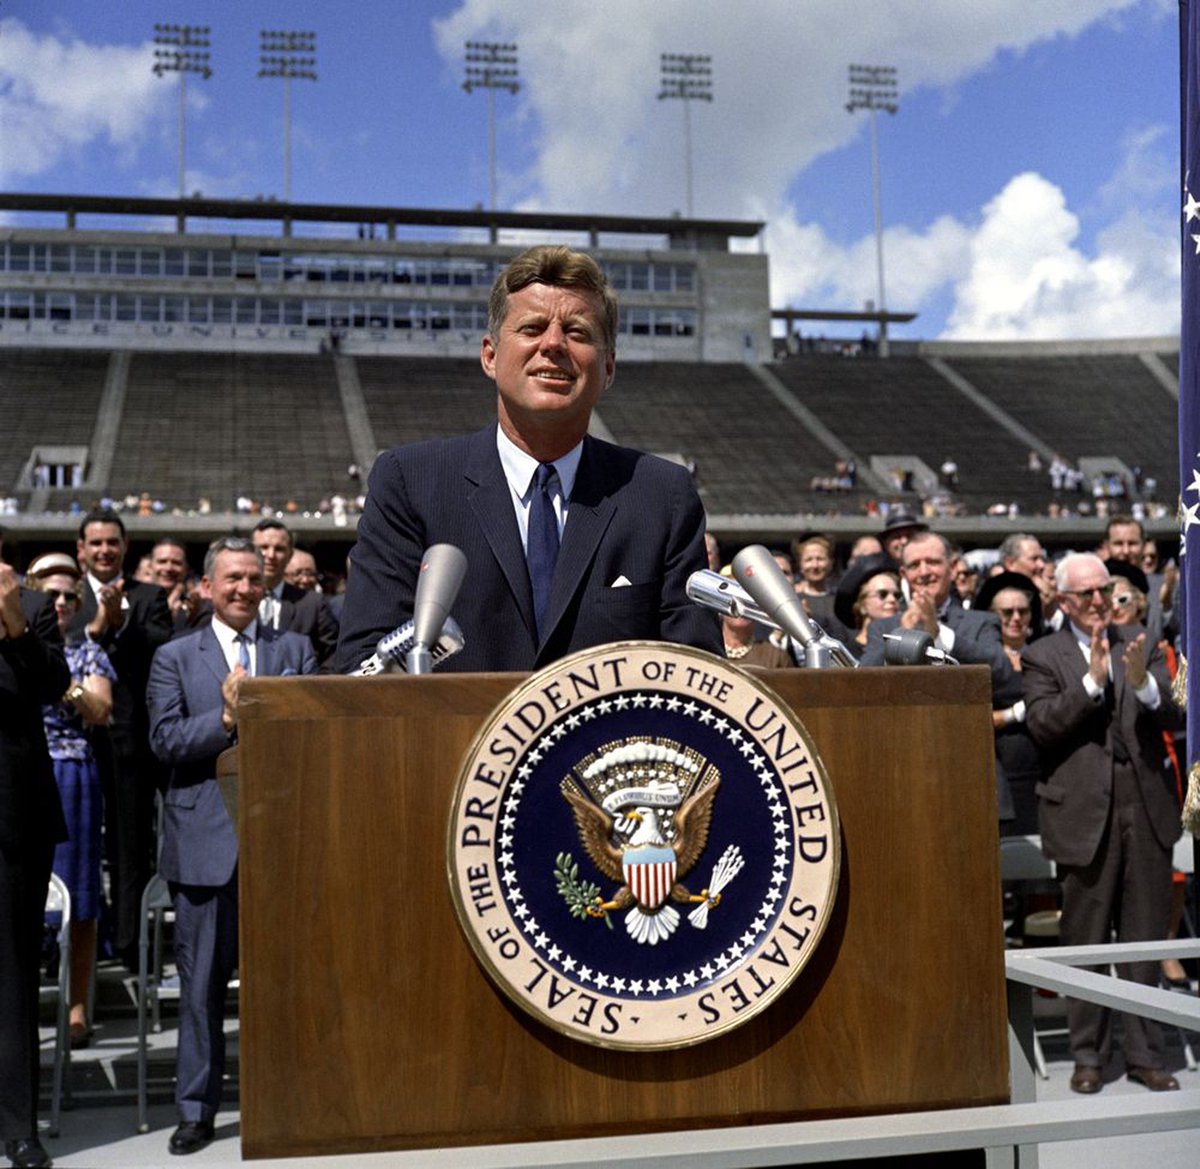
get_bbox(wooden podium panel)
[236,666,1008,1159]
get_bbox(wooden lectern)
[236,665,1008,1159]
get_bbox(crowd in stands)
[0,511,345,1165]
[1,502,1191,1164]
[710,508,1190,1098]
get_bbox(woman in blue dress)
[27,554,115,1048]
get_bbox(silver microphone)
[408,544,468,674]
[686,569,773,625]
[352,616,465,676]
[689,565,857,669]
[883,628,959,666]
[731,545,821,649]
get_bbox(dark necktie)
[1104,677,1131,764]
[527,463,560,637]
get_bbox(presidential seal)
[447,642,840,1051]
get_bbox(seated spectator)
[832,553,901,661]
[26,552,115,1049]
[721,609,794,668]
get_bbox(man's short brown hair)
[488,245,618,351]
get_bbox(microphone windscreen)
[731,545,816,646]
[412,544,468,648]
[883,627,934,665]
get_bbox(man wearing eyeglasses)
[1023,552,1183,1095]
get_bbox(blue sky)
[0,0,1185,341]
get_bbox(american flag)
[1180,0,1200,835]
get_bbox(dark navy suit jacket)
[335,426,721,673]
[147,622,316,887]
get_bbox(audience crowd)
[0,506,1191,1163]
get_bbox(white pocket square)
[610,575,632,588]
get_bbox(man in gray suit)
[1023,552,1183,1095]
[860,530,1005,680]
[147,537,316,1155]
[336,244,720,673]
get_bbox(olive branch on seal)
[554,852,613,929]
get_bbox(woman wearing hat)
[26,553,115,1048]
[975,571,1042,835]
[832,553,903,661]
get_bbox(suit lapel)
[465,429,537,637]
[199,624,229,688]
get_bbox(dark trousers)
[1058,761,1172,1069]
[97,731,159,961]
[0,841,53,1140]
[170,872,238,1122]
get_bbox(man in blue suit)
[147,536,315,1156]
[335,244,720,674]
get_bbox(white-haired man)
[1023,552,1183,1095]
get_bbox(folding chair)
[999,834,1062,1079]
[136,873,178,1133]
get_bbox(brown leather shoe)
[1070,1065,1103,1094]
[1127,1066,1180,1092]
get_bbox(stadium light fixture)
[846,64,898,358]
[658,53,713,219]
[153,23,212,199]
[258,31,318,204]
[463,41,520,213]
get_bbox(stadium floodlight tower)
[846,64,898,358]
[153,23,212,200]
[463,41,520,213]
[258,30,318,204]
[658,53,713,218]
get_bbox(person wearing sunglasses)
[974,571,1043,835]
[1023,552,1184,1095]
[832,553,902,662]
[25,553,115,1055]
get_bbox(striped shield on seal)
[623,845,677,911]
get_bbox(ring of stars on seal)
[447,641,841,1051]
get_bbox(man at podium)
[335,245,721,673]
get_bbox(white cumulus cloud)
[432,0,1173,339]
[0,18,167,186]
[943,170,1178,339]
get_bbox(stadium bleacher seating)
[603,362,842,515]
[105,352,355,509]
[356,357,494,450]
[773,356,1044,512]
[0,350,108,490]
[0,346,1179,523]
[945,355,1177,501]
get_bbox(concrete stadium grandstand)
[0,191,1181,572]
